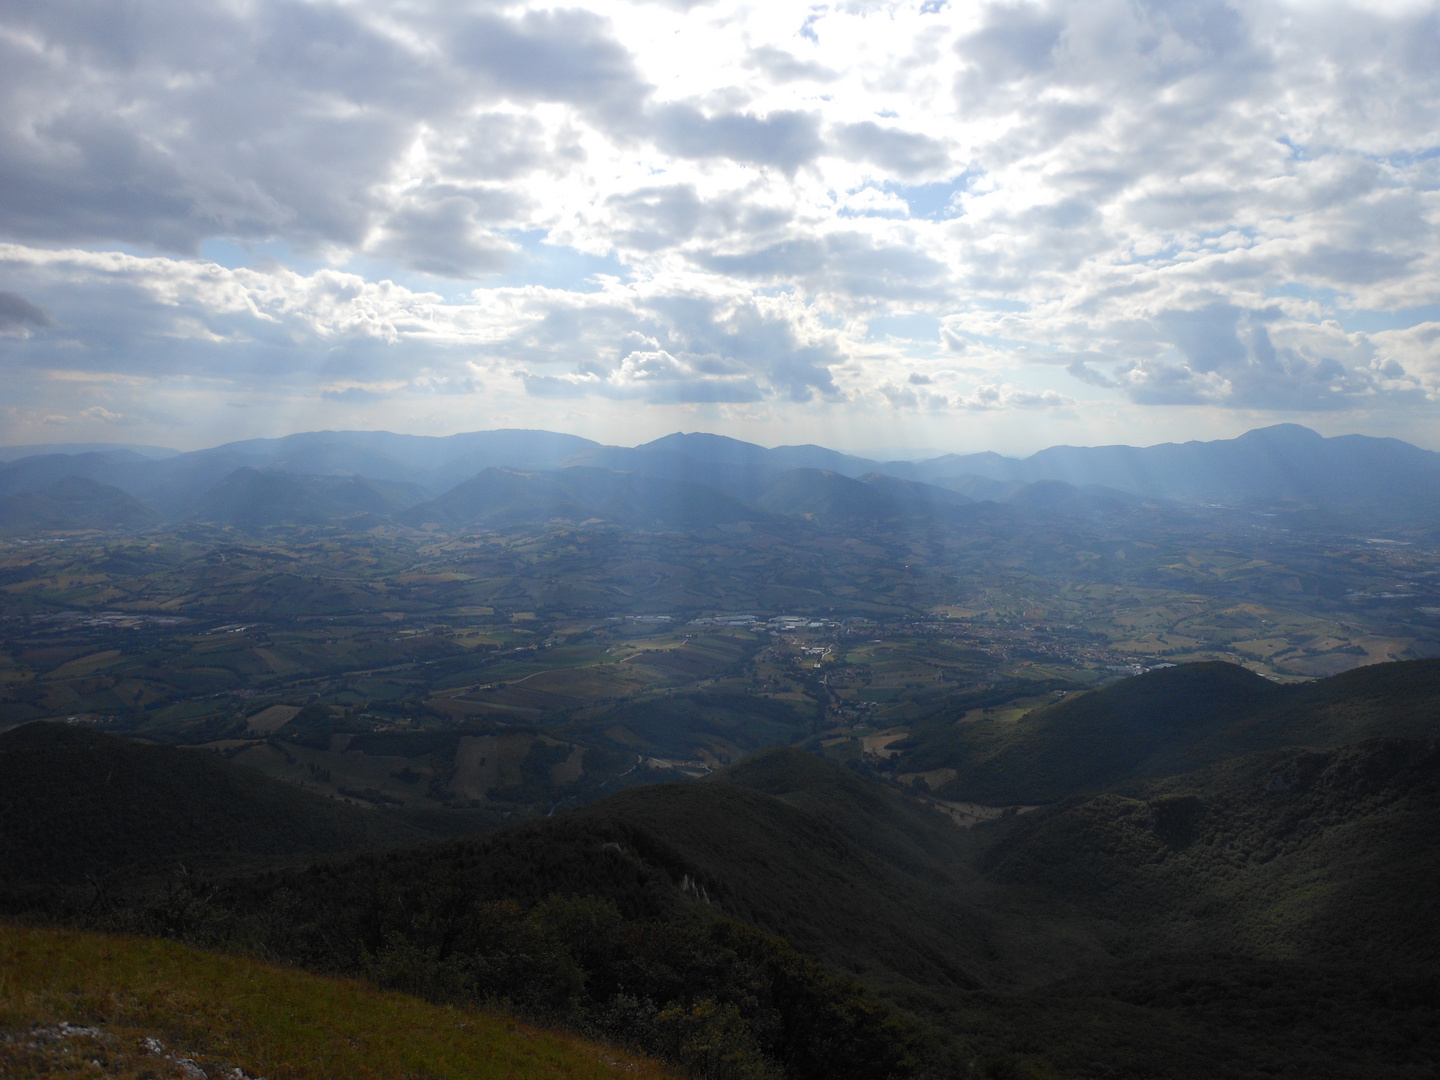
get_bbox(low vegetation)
[0,921,678,1079]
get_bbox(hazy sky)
[1,0,1437,454]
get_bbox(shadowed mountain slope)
[401,466,766,530]
[0,452,147,497]
[0,475,158,534]
[1000,478,1141,516]
[984,735,1440,964]
[752,469,970,526]
[9,663,1440,1078]
[903,658,1440,805]
[0,723,428,891]
[202,427,602,491]
[714,747,973,885]
[188,467,428,527]
[567,765,989,994]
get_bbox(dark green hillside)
[188,467,425,526]
[0,475,158,534]
[905,658,1440,804]
[984,736,1440,962]
[584,469,768,530]
[143,749,1053,996]
[401,467,592,527]
[1277,657,1440,742]
[94,810,943,1080]
[0,723,427,891]
[583,694,811,761]
[12,744,980,994]
[908,662,1280,803]
[14,720,1440,1078]
[569,771,987,994]
[9,663,1440,1079]
[402,466,764,530]
[716,748,973,885]
[1002,479,1139,516]
[931,733,1440,1079]
[754,469,967,525]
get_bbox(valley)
[2,508,1436,821]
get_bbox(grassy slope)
[0,922,675,1080]
[0,723,429,891]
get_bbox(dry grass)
[0,923,677,1080]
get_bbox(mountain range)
[1,423,1438,535]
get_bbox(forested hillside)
[4,660,1438,1079]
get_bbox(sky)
[0,0,1438,456]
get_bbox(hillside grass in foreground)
[0,922,676,1080]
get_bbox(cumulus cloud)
[744,46,839,84]
[448,8,650,124]
[651,106,824,173]
[522,348,764,403]
[956,384,1075,411]
[696,230,950,302]
[371,187,523,277]
[832,122,950,178]
[0,0,1437,449]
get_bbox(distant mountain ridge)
[889,424,1440,511]
[1,423,1436,533]
[0,476,158,535]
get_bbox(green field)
[3,511,1437,821]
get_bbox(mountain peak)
[1234,423,1325,444]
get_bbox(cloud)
[449,8,649,124]
[1093,303,1408,410]
[941,327,969,353]
[744,46,839,84]
[955,4,1065,90]
[880,377,1074,412]
[695,231,949,301]
[0,242,850,408]
[651,106,823,173]
[879,380,921,408]
[832,122,950,178]
[1065,359,1117,388]
[956,384,1075,411]
[522,348,764,403]
[370,187,523,277]
[0,0,1437,447]
[0,291,52,334]
[606,185,712,252]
